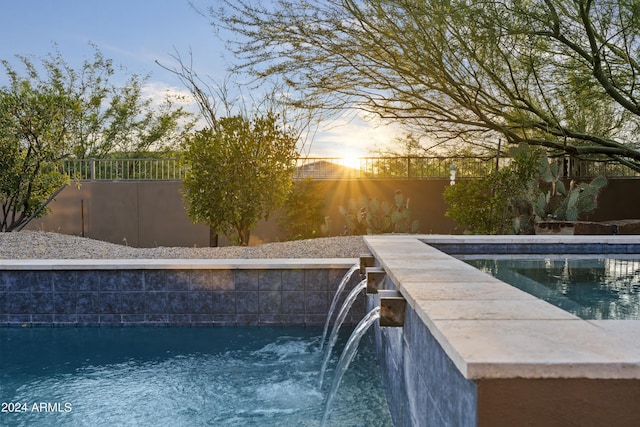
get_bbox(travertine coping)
[364,235,640,380]
[0,258,358,270]
[412,234,640,244]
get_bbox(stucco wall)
[24,178,640,247]
[25,179,458,247]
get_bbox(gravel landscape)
[0,231,368,259]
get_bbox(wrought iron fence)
[565,159,640,179]
[63,158,185,181]
[62,156,640,181]
[292,156,506,179]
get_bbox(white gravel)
[0,231,368,259]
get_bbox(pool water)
[0,327,392,427]
[466,257,640,320]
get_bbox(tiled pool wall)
[427,241,640,255]
[364,235,640,427]
[0,260,364,327]
[368,287,477,427]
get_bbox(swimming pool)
[0,327,392,427]
[465,256,640,320]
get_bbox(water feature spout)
[318,279,367,388]
[359,254,375,275]
[321,306,381,427]
[320,264,360,351]
[366,267,386,294]
[380,292,407,327]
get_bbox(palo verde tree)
[210,0,640,171]
[2,46,192,159]
[0,47,190,232]
[181,112,299,245]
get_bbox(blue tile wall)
[0,267,365,327]
[430,242,640,255]
[370,278,478,427]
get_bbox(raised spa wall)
[364,235,640,427]
[0,259,364,327]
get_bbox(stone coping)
[0,258,358,270]
[363,234,640,380]
[417,234,640,244]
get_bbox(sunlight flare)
[339,153,362,170]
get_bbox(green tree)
[158,49,311,245]
[0,74,74,231]
[181,113,298,245]
[211,0,640,171]
[2,46,192,159]
[368,133,430,178]
[443,178,496,235]
[0,47,191,232]
[443,145,541,234]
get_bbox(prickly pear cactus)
[339,190,419,235]
[565,176,607,220]
[532,157,606,221]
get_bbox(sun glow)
[340,153,363,170]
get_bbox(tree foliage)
[0,47,191,232]
[2,47,192,159]
[210,0,640,170]
[158,50,311,245]
[443,143,607,234]
[181,113,298,245]
[0,76,72,231]
[443,145,541,234]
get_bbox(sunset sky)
[0,0,400,157]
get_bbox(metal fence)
[566,160,640,179]
[63,158,185,181]
[62,157,640,181]
[292,157,504,179]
